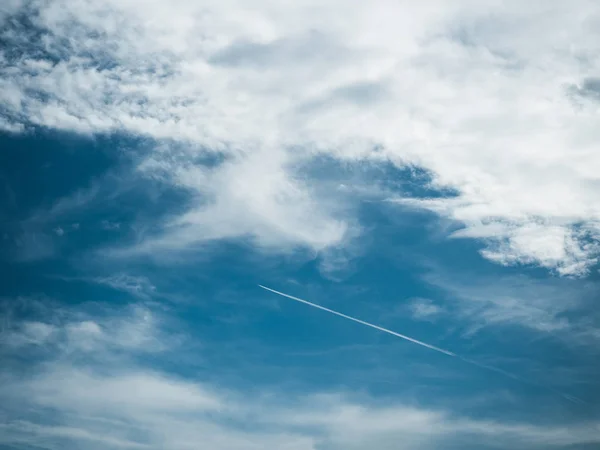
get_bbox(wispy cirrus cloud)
[422,270,600,343]
[2,0,600,272]
[91,274,157,300]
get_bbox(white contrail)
[258,284,456,357]
[258,285,584,404]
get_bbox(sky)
[1,1,600,449]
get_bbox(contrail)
[258,284,456,357]
[258,285,583,404]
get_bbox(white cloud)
[132,149,350,254]
[92,274,157,299]
[2,292,599,450]
[409,298,444,321]
[24,367,224,415]
[2,321,57,348]
[480,224,600,276]
[1,304,599,450]
[1,301,169,355]
[0,116,24,133]
[422,270,600,339]
[2,0,600,272]
[3,289,600,450]
[2,362,599,450]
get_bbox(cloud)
[1,300,170,355]
[1,299,599,450]
[91,274,157,300]
[101,220,120,230]
[129,149,351,255]
[571,77,600,102]
[2,320,57,348]
[2,0,600,272]
[422,270,600,341]
[409,298,444,321]
[0,116,24,133]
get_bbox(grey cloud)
[572,77,600,101]
[208,31,349,68]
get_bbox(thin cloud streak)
[258,285,582,404]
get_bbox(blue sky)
[1,1,600,449]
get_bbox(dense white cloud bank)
[2,0,600,273]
